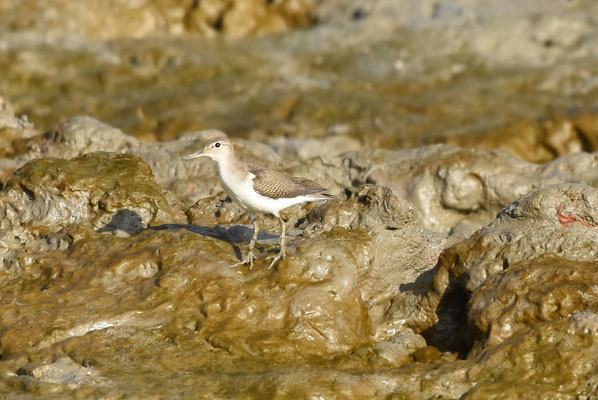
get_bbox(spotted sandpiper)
[183,134,335,269]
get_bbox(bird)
[183,134,335,269]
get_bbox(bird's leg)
[280,217,287,259]
[268,217,286,270]
[234,214,258,269]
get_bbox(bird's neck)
[216,151,246,181]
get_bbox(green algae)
[3,20,598,148]
[1,152,186,230]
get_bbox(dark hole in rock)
[357,194,369,204]
[352,9,365,20]
[20,184,34,201]
[213,15,224,31]
[422,283,473,359]
[573,125,594,152]
[130,55,141,66]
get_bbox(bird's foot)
[267,249,286,270]
[233,251,257,269]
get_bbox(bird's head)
[183,136,233,163]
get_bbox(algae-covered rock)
[4,120,283,205]
[0,95,38,185]
[189,184,442,350]
[2,115,136,161]
[307,146,598,236]
[3,115,598,398]
[9,115,598,240]
[0,151,185,233]
[0,224,370,362]
[3,0,598,396]
[460,312,598,399]
[427,183,598,354]
[0,0,315,40]
[445,116,591,163]
[381,312,598,399]
[468,255,598,352]
[305,184,447,340]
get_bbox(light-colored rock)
[427,183,598,353]
[303,146,598,236]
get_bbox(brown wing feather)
[249,165,325,199]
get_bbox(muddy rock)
[0,151,186,236]
[0,0,316,40]
[2,119,598,397]
[304,146,598,236]
[428,183,598,353]
[469,255,598,353]
[445,114,598,163]
[190,183,443,348]
[4,119,282,204]
[0,95,38,184]
[307,185,446,339]
[0,225,370,362]
[5,116,139,161]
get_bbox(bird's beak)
[182,150,205,161]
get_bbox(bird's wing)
[248,165,326,199]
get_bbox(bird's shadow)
[97,209,145,235]
[97,210,284,261]
[151,223,280,260]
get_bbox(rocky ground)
[2,95,598,398]
[2,0,598,399]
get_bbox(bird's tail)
[309,191,335,201]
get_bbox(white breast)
[217,168,322,217]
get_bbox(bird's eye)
[214,142,221,148]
